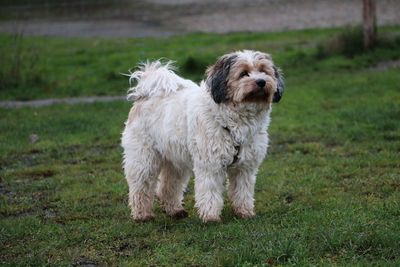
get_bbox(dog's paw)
[233,208,255,219]
[160,202,188,219]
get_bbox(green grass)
[2,26,399,101]
[1,28,400,266]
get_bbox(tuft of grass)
[316,27,365,58]
[0,31,46,95]
[315,26,400,59]
[181,55,210,80]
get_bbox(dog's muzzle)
[249,88,267,98]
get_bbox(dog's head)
[205,50,284,105]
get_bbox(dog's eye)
[239,71,249,78]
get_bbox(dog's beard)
[243,88,269,102]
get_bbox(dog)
[121,50,284,222]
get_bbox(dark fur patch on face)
[206,54,238,104]
[273,66,284,103]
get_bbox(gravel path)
[0,96,126,109]
[0,0,399,38]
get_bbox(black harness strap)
[222,126,240,165]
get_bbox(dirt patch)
[11,168,57,180]
[72,257,98,267]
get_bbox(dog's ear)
[273,66,284,103]
[206,54,237,104]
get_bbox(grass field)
[1,28,400,266]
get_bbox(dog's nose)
[256,79,266,88]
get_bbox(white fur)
[127,60,197,101]
[122,56,271,222]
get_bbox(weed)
[0,30,46,93]
[316,27,365,58]
[181,55,209,76]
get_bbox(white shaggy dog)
[121,50,284,222]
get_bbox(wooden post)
[362,0,377,49]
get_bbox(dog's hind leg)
[123,144,161,222]
[156,161,189,218]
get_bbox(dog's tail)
[126,60,190,101]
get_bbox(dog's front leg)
[194,168,225,223]
[227,168,257,219]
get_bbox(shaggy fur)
[121,50,284,222]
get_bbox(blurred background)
[1,0,400,38]
[1,0,399,101]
